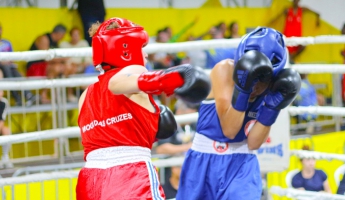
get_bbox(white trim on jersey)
[192,133,253,155]
[84,146,151,169]
[202,99,215,104]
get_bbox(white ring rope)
[0,47,92,62]
[290,64,345,74]
[288,106,345,117]
[0,35,344,61]
[1,62,345,91]
[290,150,345,161]
[0,127,80,145]
[0,170,79,187]
[270,186,345,200]
[313,35,345,45]
[0,76,98,90]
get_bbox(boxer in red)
[76,17,210,200]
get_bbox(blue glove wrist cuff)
[257,105,280,126]
[231,86,250,112]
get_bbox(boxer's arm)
[248,69,301,150]
[247,123,271,150]
[108,65,148,95]
[212,59,245,139]
[110,64,210,103]
[108,64,187,96]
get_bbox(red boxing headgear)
[92,17,149,70]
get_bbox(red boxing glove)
[137,66,185,96]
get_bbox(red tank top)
[284,7,302,37]
[284,7,303,54]
[78,69,160,160]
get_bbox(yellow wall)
[1,7,271,51]
[0,178,78,200]
[268,131,345,199]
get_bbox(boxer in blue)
[176,27,301,200]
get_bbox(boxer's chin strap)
[96,64,104,75]
[96,63,118,75]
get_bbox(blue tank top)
[196,96,264,143]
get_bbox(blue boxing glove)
[257,68,301,126]
[232,50,273,111]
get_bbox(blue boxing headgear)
[234,27,287,77]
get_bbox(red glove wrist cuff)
[138,71,184,95]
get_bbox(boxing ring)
[1,35,345,199]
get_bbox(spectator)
[59,27,94,102]
[26,24,67,78]
[163,17,198,43]
[77,0,106,45]
[149,29,181,70]
[337,172,345,195]
[204,27,236,69]
[268,0,320,62]
[291,145,331,193]
[215,21,227,38]
[195,25,218,40]
[227,21,241,39]
[0,23,36,106]
[26,24,67,103]
[293,74,318,133]
[184,21,237,69]
[59,27,93,75]
[0,91,13,168]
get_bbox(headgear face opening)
[234,27,287,77]
[92,17,149,70]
